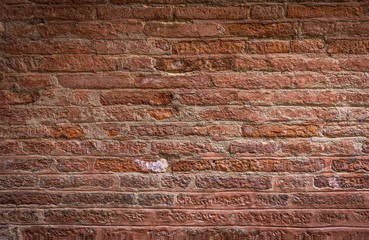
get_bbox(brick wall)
[1,0,369,239]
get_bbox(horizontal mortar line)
[5,223,369,228]
[1,190,369,193]
[1,207,368,210]
[10,224,369,230]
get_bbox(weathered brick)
[291,39,325,53]
[195,176,272,190]
[144,22,221,37]
[161,176,191,189]
[137,193,173,206]
[62,193,135,206]
[251,5,284,19]
[287,5,362,18]
[120,175,160,189]
[331,159,369,172]
[55,159,89,172]
[94,158,168,173]
[97,6,172,20]
[5,158,54,172]
[58,73,134,89]
[172,40,246,55]
[175,6,249,19]
[100,91,174,105]
[0,192,62,205]
[51,125,85,139]
[21,227,97,240]
[314,175,369,189]
[0,210,39,224]
[38,20,144,39]
[328,39,369,53]
[151,142,214,155]
[229,141,279,154]
[250,159,325,172]
[155,57,233,72]
[180,89,238,105]
[40,175,115,189]
[0,176,37,189]
[0,6,95,21]
[147,109,178,120]
[173,159,249,172]
[136,74,211,88]
[242,124,319,137]
[225,23,298,37]
[283,139,354,155]
[249,40,290,53]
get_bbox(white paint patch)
[134,158,168,173]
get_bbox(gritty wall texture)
[0,0,369,239]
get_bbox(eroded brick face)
[1,0,369,239]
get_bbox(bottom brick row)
[2,226,369,240]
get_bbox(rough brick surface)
[1,0,369,239]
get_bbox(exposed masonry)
[0,0,369,239]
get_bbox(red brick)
[175,6,249,19]
[147,109,178,120]
[38,20,144,39]
[151,142,214,155]
[201,106,267,122]
[23,140,54,154]
[291,39,325,53]
[314,175,369,189]
[331,159,369,172]
[130,125,178,136]
[0,6,95,21]
[120,175,160,189]
[210,72,328,89]
[242,124,319,137]
[173,159,249,172]
[302,21,369,37]
[161,176,191,189]
[136,74,212,88]
[21,227,97,240]
[249,40,290,53]
[0,192,62,205]
[51,125,85,139]
[40,175,115,189]
[250,159,325,172]
[155,57,233,72]
[176,193,251,208]
[5,158,54,172]
[94,158,168,173]
[0,210,39,224]
[62,193,135,206]
[58,73,134,89]
[238,90,369,106]
[195,176,272,190]
[144,21,221,37]
[0,176,37,188]
[97,6,172,20]
[225,23,298,37]
[100,141,147,155]
[55,141,98,155]
[172,40,247,55]
[251,5,284,19]
[180,89,238,105]
[255,194,288,207]
[55,159,89,172]
[287,5,362,18]
[292,193,366,208]
[283,139,354,155]
[137,193,173,206]
[274,176,309,191]
[183,125,240,137]
[328,39,369,53]
[0,40,95,55]
[229,141,279,154]
[100,91,173,105]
